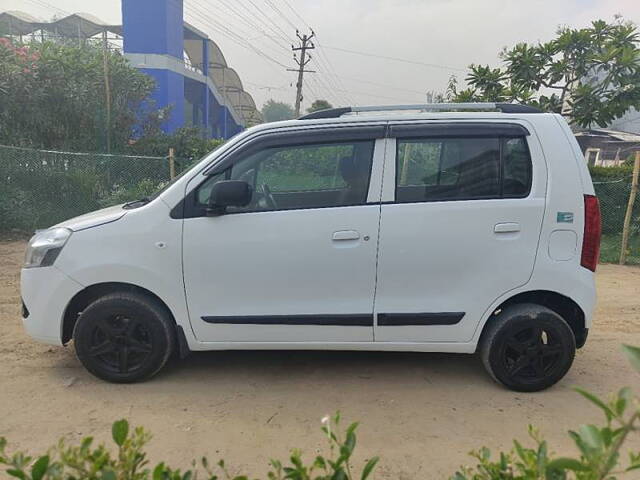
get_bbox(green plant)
[0,38,164,153]
[0,414,378,480]
[261,100,295,122]
[307,100,333,114]
[127,127,224,165]
[451,17,640,127]
[452,345,640,479]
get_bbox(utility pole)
[288,30,315,117]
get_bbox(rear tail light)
[581,194,601,272]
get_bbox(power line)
[244,0,292,45]
[320,72,428,95]
[186,1,291,69]
[313,39,354,105]
[208,0,291,52]
[263,0,297,30]
[334,88,422,103]
[278,0,310,30]
[323,45,466,72]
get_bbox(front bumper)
[20,266,84,346]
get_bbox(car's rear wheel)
[73,292,175,383]
[480,303,576,392]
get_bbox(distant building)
[0,0,261,139]
[608,108,640,135]
[575,128,640,167]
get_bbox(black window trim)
[392,129,533,205]
[171,125,386,219]
[388,122,530,138]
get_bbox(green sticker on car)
[557,212,574,223]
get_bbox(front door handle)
[333,230,360,241]
[494,222,521,233]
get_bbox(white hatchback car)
[21,103,601,391]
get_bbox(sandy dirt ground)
[1,239,639,478]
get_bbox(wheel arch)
[61,282,177,345]
[478,290,587,350]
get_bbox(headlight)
[24,228,72,268]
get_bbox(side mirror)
[207,180,253,215]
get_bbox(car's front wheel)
[73,292,175,383]
[480,303,576,392]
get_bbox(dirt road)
[1,240,639,478]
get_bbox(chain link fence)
[594,176,640,265]
[1,143,639,264]
[0,144,193,233]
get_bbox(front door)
[374,122,546,343]
[182,131,386,343]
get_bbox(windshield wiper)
[123,197,150,209]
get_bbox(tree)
[0,38,164,152]
[261,99,295,122]
[307,99,333,113]
[452,17,640,127]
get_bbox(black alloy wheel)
[481,303,576,392]
[87,314,153,375]
[74,292,175,383]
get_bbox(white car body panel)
[52,204,127,231]
[19,111,596,356]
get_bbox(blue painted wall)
[138,68,185,133]
[122,0,184,59]
[122,0,243,138]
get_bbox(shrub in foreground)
[1,346,639,480]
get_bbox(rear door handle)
[494,222,521,233]
[333,230,360,241]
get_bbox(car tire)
[73,292,175,383]
[480,303,576,392]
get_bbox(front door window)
[196,140,375,212]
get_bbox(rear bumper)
[20,266,84,346]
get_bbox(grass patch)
[600,233,640,264]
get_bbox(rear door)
[374,121,547,343]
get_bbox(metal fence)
[0,144,191,233]
[1,143,639,264]
[593,177,640,265]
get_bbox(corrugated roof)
[0,11,42,35]
[46,13,120,37]
[576,128,640,143]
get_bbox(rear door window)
[396,135,531,203]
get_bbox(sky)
[1,0,639,112]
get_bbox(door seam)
[371,134,389,341]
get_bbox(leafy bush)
[453,345,640,479]
[128,127,225,171]
[0,38,163,153]
[0,414,378,480]
[2,346,640,480]
[588,165,633,181]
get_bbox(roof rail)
[299,102,542,120]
